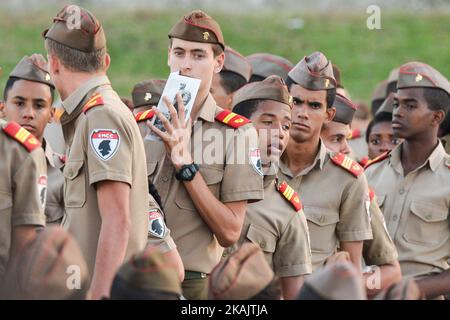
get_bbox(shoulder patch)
[134,109,155,123]
[148,208,166,239]
[330,152,363,177]
[277,180,302,212]
[83,93,104,114]
[364,151,390,170]
[215,110,250,128]
[3,121,41,152]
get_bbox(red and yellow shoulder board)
[83,93,104,114]
[368,187,375,202]
[215,110,250,128]
[277,180,303,212]
[364,152,390,170]
[134,109,155,123]
[330,152,363,178]
[3,121,41,152]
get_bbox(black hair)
[232,99,264,119]
[3,76,55,104]
[421,87,450,115]
[386,81,397,96]
[285,76,336,108]
[249,74,265,83]
[219,71,247,94]
[365,112,393,143]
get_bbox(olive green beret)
[168,10,225,50]
[332,93,357,125]
[132,79,166,108]
[43,5,106,53]
[397,61,450,97]
[232,75,293,109]
[223,46,252,82]
[247,53,294,80]
[9,56,54,88]
[288,51,336,90]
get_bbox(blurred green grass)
[0,9,449,106]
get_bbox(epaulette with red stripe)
[277,180,302,212]
[2,121,41,152]
[330,152,363,178]
[368,187,375,202]
[364,152,390,170]
[134,109,155,123]
[83,93,104,114]
[215,110,250,128]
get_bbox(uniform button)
[222,253,227,258]
[426,214,432,220]
[399,188,405,194]
[161,176,169,182]
[260,241,266,249]
[392,215,398,221]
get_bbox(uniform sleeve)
[86,108,133,186]
[336,173,373,242]
[273,211,312,277]
[220,125,264,202]
[12,148,46,227]
[146,194,176,253]
[363,198,398,265]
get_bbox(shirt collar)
[196,93,217,123]
[62,75,110,115]
[390,140,446,173]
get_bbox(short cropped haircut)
[232,99,264,119]
[219,71,247,94]
[3,76,55,104]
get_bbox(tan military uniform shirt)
[365,142,450,278]
[441,133,450,154]
[278,140,373,270]
[227,172,312,277]
[363,195,398,266]
[0,120,47,277]
[43,138,65,225]
[60,76,148,274]
[146,191,176,253]
[146,94,264,274]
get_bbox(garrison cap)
[208,243,274,300]
[223,46,252,82]
[387,67,399,86]
[375,92,395,115]
[371,79,388,103]
[397,61,450,97]
[288,51,336,90]
[9,55,54,88]
[332,93,357,125]
[247,53,294,80]
[111,245,182,298]
[2,226,89,300]
[332,64,343,88]
[132,79,166,108]
[297,261,366,300]
[43,5,106,53]
[232,75,293,109]
[168,10,225,50]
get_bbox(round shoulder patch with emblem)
[90,129,120,161]
[148,208,166,239]
[249,148,263,176]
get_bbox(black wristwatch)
[175,163,199,181]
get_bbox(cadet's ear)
[214,51,225,74]
[48,107,55,124]
[104,53,111,71]
[48,54,60,75]
[431,109,445,127]
[0,101,5,119]
[325,106,336,124]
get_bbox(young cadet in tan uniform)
[247,53,294,83]
[280,52,373,272]
[210,46,252,110]
[42,5,148,299]
[365,62,450,299]
[320,94,401,296]
[228,75,312,299]
[145,10,264,299]
[1,55,65,225]
[0,118,47,280]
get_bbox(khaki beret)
[9,55,54,88]
[132,79,166,108]
[371,79,388,102]
[168,10,224,50]
[1,226,89,300]
[288,51,336,90]
[397,61,450,97]
[332,93,357,125]
[111,245,182,298]
[43,5,106,53]
[232,75,293,109]
[297,261,366,300]
[208,243,274,300]
[222,46,252,82]
[376,92,395,115]
[247,53,294,80]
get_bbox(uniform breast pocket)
[175,164,224,212]
[403,201,449,247]
[63,160,86,208]
[246,224,277,254]
[304,206,340,253]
